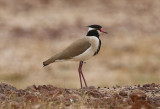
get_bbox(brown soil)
[0,83,160,109]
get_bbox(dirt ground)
[0,83,160,109]
[0,0,160,89]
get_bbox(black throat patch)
[86,30,99,38]
[86,30,101,56]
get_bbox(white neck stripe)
[88,27,94,31]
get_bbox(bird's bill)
[100,28,108,34]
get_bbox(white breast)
[72,36,99,61]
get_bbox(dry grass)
[0,0,160,88]
[1,36,160,89]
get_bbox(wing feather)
[57,38,91,59]
[43,37,91,66]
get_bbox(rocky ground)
[0,83,160,109]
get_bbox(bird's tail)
[43,56,57,67]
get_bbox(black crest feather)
[87,24,102,29]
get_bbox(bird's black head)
[88,24,102,29]
[86,24,107,37]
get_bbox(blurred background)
[0,0,160,88]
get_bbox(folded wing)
[43,37,91,66]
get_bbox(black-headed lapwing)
[43,24,107,88]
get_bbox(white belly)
[72,36,99,61]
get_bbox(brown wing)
[43,37,91,66]
[57,37,91,60]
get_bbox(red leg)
[78,61,83,88]
[80,61,88,88]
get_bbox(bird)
[43,24,107,88]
